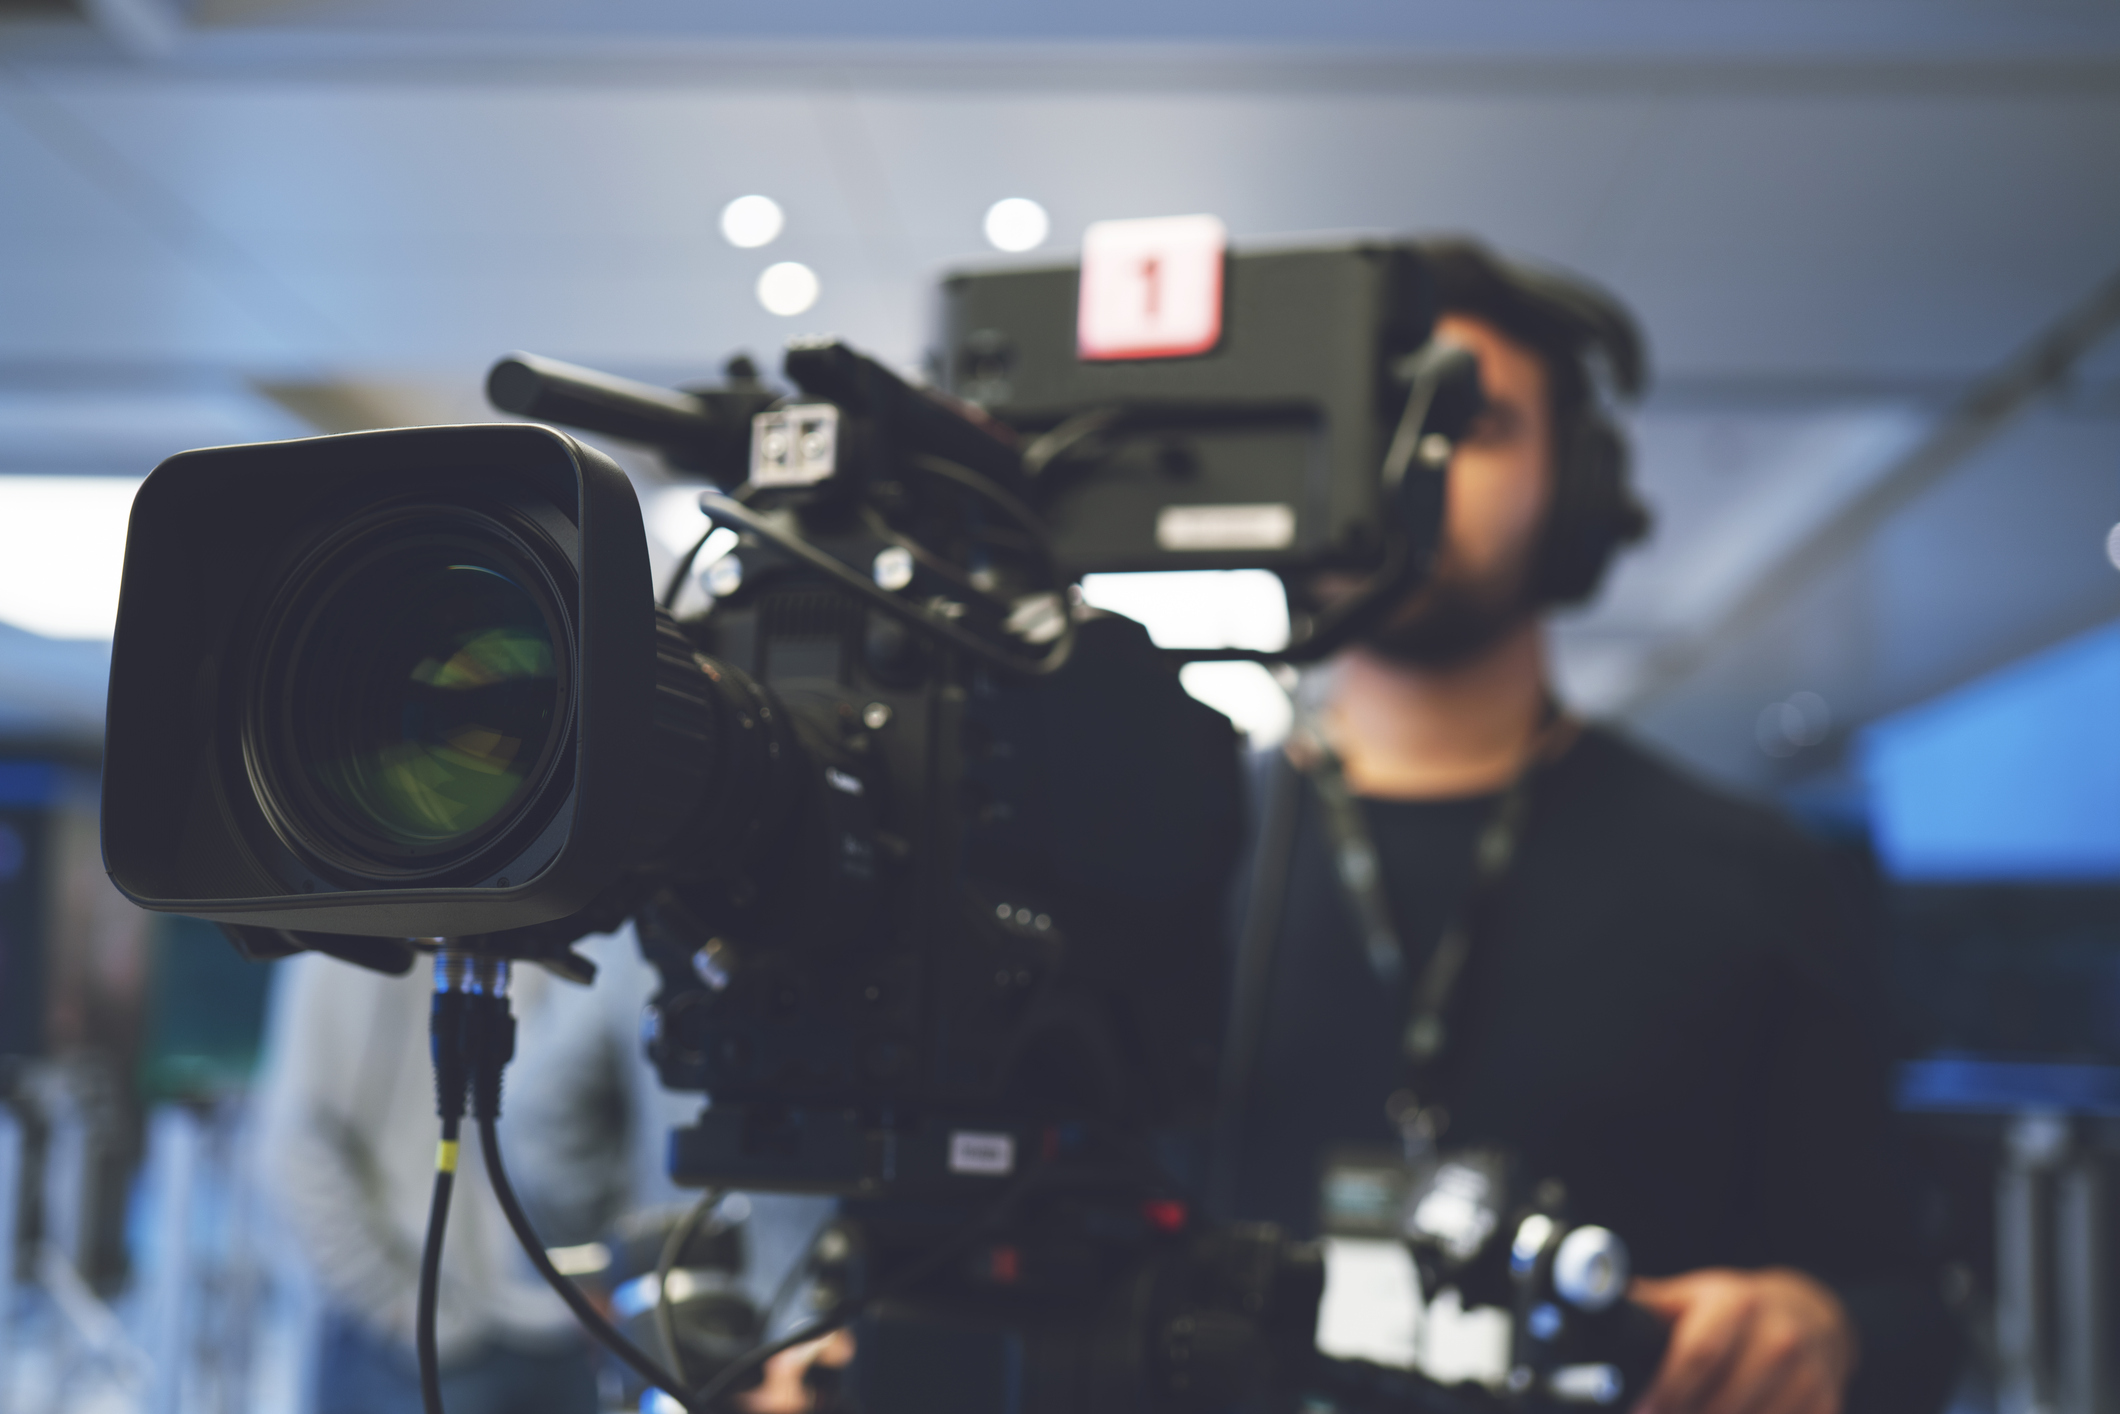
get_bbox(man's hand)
[736,1329,855,1413]
[1631,1268,1857,1414]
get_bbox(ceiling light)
[757,262,820,317]
[720,195,785,249]
[984,198,1050,253]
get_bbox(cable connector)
[432,950,514,1122]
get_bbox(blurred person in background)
[256,942,607,1414]
[1225,240,1961,1414]
[256,925,831,1414]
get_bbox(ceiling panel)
[16,74,2115,380]
[1630,402,2120,784]
[145,0,2120,59]
[1599,96,2120,375]
[0,92,306,360]
[2,28,2116,761]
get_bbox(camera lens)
[247,504,576,882]
[302,555,556,845]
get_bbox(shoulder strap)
[1299,705,1577,1141]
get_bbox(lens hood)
[103,423,662,937]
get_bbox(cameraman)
[1225,242,1959,1414]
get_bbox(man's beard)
[1360,565,1535,669]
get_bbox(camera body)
[640,552,1245,1197]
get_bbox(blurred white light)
[0,475,141,640]
[983,198,1050,253]
[648,484,712,557]
[1179,662,1293,747]
[2106,520,2120,572]
[696,527,739,573]
[543,1241,610,1277]
[757,262,821,317]
[720,195,785,249]
[703,552,744,598]
[1077,569,1289,652]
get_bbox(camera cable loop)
[418,945,713,1414]
[655,1190,715,1389]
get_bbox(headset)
[1415,241,1654,608]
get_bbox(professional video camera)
[100,227,1652,1412]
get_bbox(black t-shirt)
[1227,726,1957,1413]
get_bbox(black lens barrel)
[637,609,804,879]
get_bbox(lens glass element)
[269,525,571,870]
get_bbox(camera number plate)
[1077,213,1228,361]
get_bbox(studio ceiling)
[3,0,2117,787]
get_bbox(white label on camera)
[825,768,864,796]
[947,1131,1015,1176]
[1317,1237,1421,1370]
[1155,503,1296,552]
[1077,214,1227,360]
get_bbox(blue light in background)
[1861,616,2120,880]
[0,761,57,808]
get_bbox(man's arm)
[1633,842,1960,1414]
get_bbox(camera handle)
[487,353,771,474]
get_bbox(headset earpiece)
[1533,411,1651,606]
[1407,237,1653,609]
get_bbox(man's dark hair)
[1413,238,1653,606]
[1416,238,1648,418]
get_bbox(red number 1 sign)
[1076,214,1228,361]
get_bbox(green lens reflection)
[298,556,562,851]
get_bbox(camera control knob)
[1552,1226,1629,1312]
[873,546,915,592]
[704,553,743,598]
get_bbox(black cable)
[856,506,1009,612]
[690,1175,1035,1406]
[654,1189,724,1388]
[660,525,716,611]
[475,1118,709,1412]
[699,491,1074,677]
[759,1215,832,1341]
[416,1118,460,1414]
[903,453,1058,581]
[659,484,756,611]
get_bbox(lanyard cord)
[1292,700,1576,1149]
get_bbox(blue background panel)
[1862,616,2120,881]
